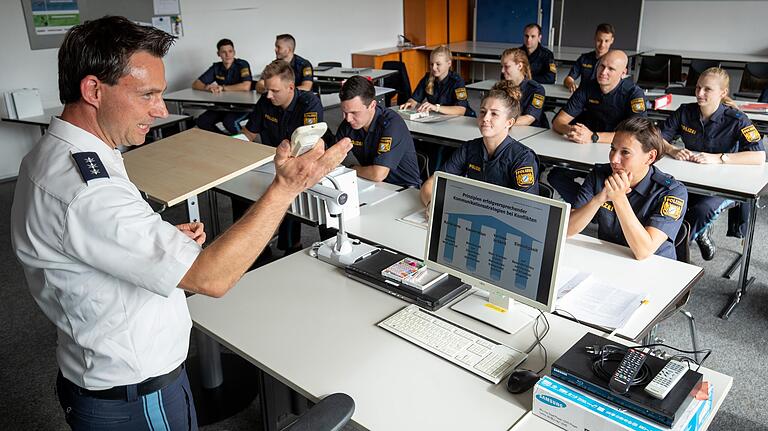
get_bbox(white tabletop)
[345,188,703,341]
[466,80,573,102]
[163,88,261,107]
[646,49,768,64]
[652,93,768,123]
[1,105,189,129]
[522,130,768,198]
[402,114,547,146]
[314,67,397,81]
[319,86,395,109]
[423,41,640,62]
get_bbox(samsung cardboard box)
[533,376,712,431]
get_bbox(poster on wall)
[152,15,183,37]
[31,0,80,35]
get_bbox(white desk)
[313,67,397,86]
[319,86,395,109]
[163,88,261,112]
[422,41,640,64]
[403,114,548,147]
[651,93,768,124]
[186,209,729,431]
[522,129,768,318]
[345,188,703,342]
[646,49,768,65]
[467,80,573,106]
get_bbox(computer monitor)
[425,172,570,334]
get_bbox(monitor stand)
[451,288,538,334]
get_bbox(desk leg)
[720,198,758,319]
[196,331,223,388]
[187,195,200,223]
[208,189,222,238]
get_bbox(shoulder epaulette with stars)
[72,152,109,183]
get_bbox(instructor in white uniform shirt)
[10,16,350,430]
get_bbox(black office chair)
[538,183,555,199]
[759,88,768,103]
[314,62,343,95]
[666,86,696,96]
[736,62,768,99]
[655,54,683,84]
[285,393,355,431]
[381,60,412,105]
[317,61,342,68]
[637,56,671,90]
[684,59,720,88]
[416,151,430,182]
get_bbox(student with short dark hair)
[568,117,688,260]
[564,23,615,92]
[336,76,421,188]
[256,34,314,93]
[521,23,556,84]
[192,38,253,134]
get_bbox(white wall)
[640,0,768,55]
[0,0,403,180]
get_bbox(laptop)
[345,248,470,311]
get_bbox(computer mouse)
[506,369,540,394]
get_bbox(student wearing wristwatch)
[659,67,765,260]
[550,50,647,204]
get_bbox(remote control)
[609,348,647,394]
[644,360,688,400]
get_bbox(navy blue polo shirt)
[567,51,599,83]
[573,164,688,259]
[244,89,323,146]
[290,54,314,87]
[441,136,540,195]
[411,71,476,117]
[335,105,421,188]
[659,103,765,154]
[563,77,647,132]
[198,58,253,85]
[518,79,549,128]
[521,44,556,84]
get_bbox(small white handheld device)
[290,122,328,157]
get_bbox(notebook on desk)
[345,248,470,311]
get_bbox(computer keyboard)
[378,304,527,384]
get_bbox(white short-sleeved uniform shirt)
[11,117,202,390]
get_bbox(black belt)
[65,363,184,400]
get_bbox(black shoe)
[696,227,716,261]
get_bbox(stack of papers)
[554,269,643,330]
[398,209,428,229]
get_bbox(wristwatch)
[591,132,599,143]
[435,104,441,113]
[720,153,729,164]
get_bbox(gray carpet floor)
[2,154,768,430]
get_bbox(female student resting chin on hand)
[567,117,688,261]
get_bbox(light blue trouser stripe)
[692,198,734,239]
[143,390,171,431]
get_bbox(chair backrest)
[637,56,670,89]
[656,54,683,83]
[685,59,720,88]
[538,182,555,199]
[286,393,355,431]
[674,220,691,263]
[738,62,768,95]
[318,61,342,68]
[759,88,768,103]
[415,151,430,182]
[666,86,696,96]
[381,60,412,105]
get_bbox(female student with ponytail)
[400,45,475,117]
[420,80,540,208]
[500,48,549,128]
[659,67,765,260]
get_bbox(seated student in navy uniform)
[568,117,688,260]
[241,59,325,254]
[499,47,548,128]
[521,23,556,84]
[420,80,540,208]
[192,38,253,134]
[400,45,475,117]
[564,23,615,92]
[550,50,647,204]
[256,34,314,93]
[336,75,421,188]
[659,67,765,260]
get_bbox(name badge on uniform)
[741,124,761,143]
[681,124,697,135]
[601,202,614,212]
[351,139,363,147]
[240,67,250,77]
[378,136,392,153]
[583,63,593,69]
[303,112,318,125]
[468,163,481,172]
[549,63,557,73]
[532,94,545,109]
[630,98,646,113]
[660,196,684,220]
[72,152,109,183]
[264,114,278,123]
[302,66,312,77]
[215,75,226,81]
[515,166,535,187]
[455,87,468,101]
[588,98,601,105]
